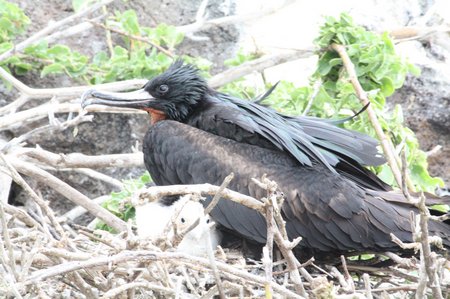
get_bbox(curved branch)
[9,158,127,232]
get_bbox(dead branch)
[331,43,409,191]
[178,0,295,35]
[134,184,264,212]
[0,0,113,63]
[416,194,444,299]
[0,154,65,239]
[21,249,304,299]
[209,49,314,88]
[100,281,175,299]
[0,201,19,281]
[8,158,127,232]
[204,172,234,215]
[18,147,143,169]
[253,176,309,297]
[89,20,175,57]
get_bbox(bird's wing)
[144,121,450,252]
[190,96,390,191]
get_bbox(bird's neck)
[145,108,167,125]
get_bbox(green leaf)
[316,52,337,76]
[47,44,71,57]
[0,41,12,54]
[41,63,65,77]
[379,77,394,96]
[431,204,449,213]
[377,164,396,186]
[72,0,97,12]
[155,23,184,49]
[120,10,140,35]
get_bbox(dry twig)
[331,43,408,190]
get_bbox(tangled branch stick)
[21,250,304,299]
[0,154,66,239]
[9,158,127,232]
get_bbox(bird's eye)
[158,84,169,94]
[206,219,210,224]
[180,217,185,223]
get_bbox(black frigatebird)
[82,60,450,255]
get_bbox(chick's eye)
[180,217,185,223]
[158,84,169,94]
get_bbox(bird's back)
[143,120,450,254]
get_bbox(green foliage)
[313,13,441,192]
[224,48,260,67]
[222,13,443,193]
[0,0,30,54]
[1,6,203,84]
[72,0,98,12]
[96,171,152,232]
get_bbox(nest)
[1,174,450,298]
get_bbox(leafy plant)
[72,0,98,12]
[1,6,204,84]
[222,13,444,193]
[0,0,30,47]
[96,171,152,232]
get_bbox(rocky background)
[3,0,449,215]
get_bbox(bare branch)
[331,43,406,190]
[209,49,314,88]
[178,0,295,34]
[100,281,175,299]
[134,184,264,212]
[9,158,127,232]
[0,153,66,239]
[204,172,234,215]
[0,0,114,62]
[19,147,143,169]
[21,249,304,299]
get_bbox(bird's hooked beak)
[81,88,155,110]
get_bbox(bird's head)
[81,59,208,123]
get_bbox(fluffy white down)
[135,195,220,256]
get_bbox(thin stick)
[363,273,373,299]
[0,0,114,62]
[71,168,124,189]
[20,147,143,169]
[302,79,322,116]
[63,195,110,221]
[100,281,175,298]
[416,193,443,299]
[89,21,175,57]
[0,153,66,239]
[136,184,264,213]
[10,158,127,232]
[209,49,314,88]
[0,201,19,280]
[23,250,306,298]
[331,43,404,189]
[0,67,146,99]
[340,255,355,292]
[204,173,234,215]
[204,224,226,299]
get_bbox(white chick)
[135,194,220,256]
